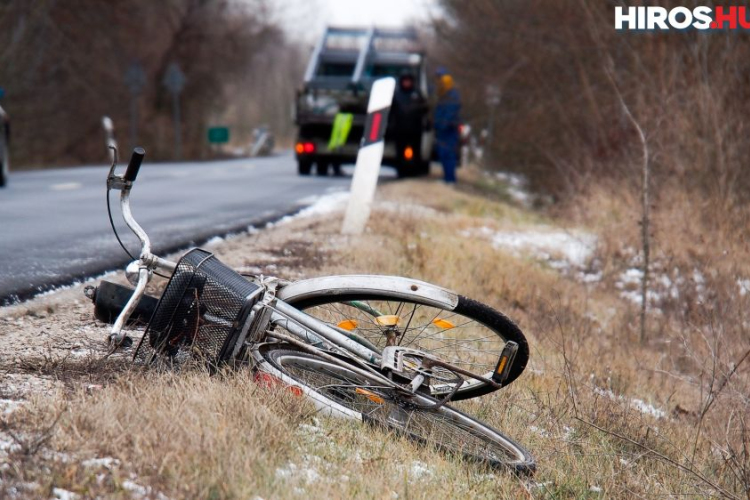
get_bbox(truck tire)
[298,160,312,176]
[417,160,431,177]
[0,156,7,187]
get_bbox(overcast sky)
[273,0,442,43]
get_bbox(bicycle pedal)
[381,346,437,373]
[491,341,518,385]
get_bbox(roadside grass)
[3,174,750,498]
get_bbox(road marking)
[50,182,82,191]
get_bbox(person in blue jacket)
[434,67,461,184]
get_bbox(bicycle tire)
[282,291,528,400]
[258,346,535,475]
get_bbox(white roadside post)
[341,77,396,235]
[102,116,117,163]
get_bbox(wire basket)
[133,248,261,367]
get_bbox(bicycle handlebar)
[124,147,145,182]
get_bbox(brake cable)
[106,147,169,279]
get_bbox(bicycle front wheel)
[280,283,529,400]
[259,347,535,475]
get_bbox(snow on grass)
[52,488,78,500]
[0,398,22,416]
[465,226,597,270]
[122,476,170,500]
[268,191,350,228]
[494,172,532,206]
[594,386,667,419]
[81,456,121,469]
[406,461,434,479]
[615,266,707,306]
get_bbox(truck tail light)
[303,142,315,153]
[404,146,414,160]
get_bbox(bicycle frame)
[107,148,502,399]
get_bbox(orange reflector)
[495,356,508,375]
[337,319,358,331]
[404,146,414,160]
[295,143,304,154]
[255,372,303,396]
[355,388,385,404]
[432,318,456,329]
[375,315,400,327]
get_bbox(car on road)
[294,27,433,178]
[0,103,8,187]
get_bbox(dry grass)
[3,173,750,498]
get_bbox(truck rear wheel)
[0,157,7,187]
[417,160,431,177]
[298,160,312,176]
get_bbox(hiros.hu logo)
[615,6,750,31]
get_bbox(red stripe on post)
[369,112,382,142]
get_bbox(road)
[0,152,367,304]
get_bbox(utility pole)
[163,62,186,160]
[124,63,146,150]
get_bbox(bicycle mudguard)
[277,275,459,310]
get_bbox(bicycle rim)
[286,294,528,399]
[260,347,535,474]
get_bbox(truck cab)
[294,27,432,178]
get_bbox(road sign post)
[342,77,396,235]
[125,63,146,150]
[163,63,186,160]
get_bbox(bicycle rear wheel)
[259,347,535,475]
[282,291,528,400]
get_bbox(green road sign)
[208,126,230,144]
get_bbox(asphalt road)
[0,152,365,304]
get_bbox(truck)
[294,27,433,178]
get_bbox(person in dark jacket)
[389,73,428,175]
[434,68,461,184]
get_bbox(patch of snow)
[494,172,532,206]
[0,433,21,454]
[82,457,120,469]
[594,387,666,419]
[52,488,78,500]
[204,236,224,247]
[407,461,434,479]
[122,480,148,496]
[738,279,750,297]
[465,226,597,269]
[0,399,22,416]
[121,477,169,500]
[298,420,324,436]
[589,485,602,493]
[275,462,321,484]
[271,192,350,227]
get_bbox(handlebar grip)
[123,147,145,183]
